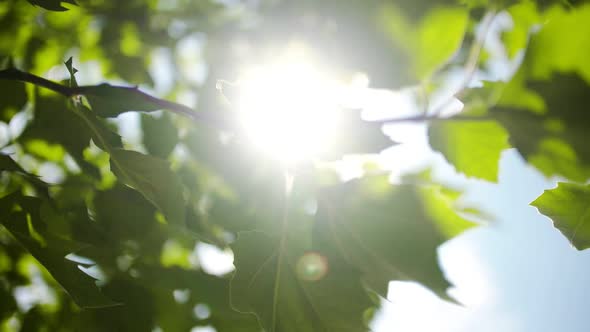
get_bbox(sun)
[230,47,343,163]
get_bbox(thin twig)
[458,10,497,96]
[429,10,497,117]
[373,113,491,125]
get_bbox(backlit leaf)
[492,73,590,181]
[315,176,474,300]
[231,231,373,332]
[429,117,509,181]
[415,7,469,78]
[532,182,590,250]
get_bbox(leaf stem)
[271,171,294,331]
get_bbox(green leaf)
[502,1,540,58]
[93,185,158,241]
[429,117,509,181]
[137,266,260,332]
[0,285,17,320]
[141,113,178,159]
[531,182,590,250]
[490,5,590,181]
[0,153,30,174]
[70,103,123,151]
[20,91,103,178]
[525,4,590,82]
[0,193,116,308]
[415,7,469,79]
[109,149,185,226]
[492,73,590,181]
[380,5,469,80]
[0,154,48,197]
[26,0,77,12]
[420,185,479,238]
[0,79,27,123]
[69,101,185,226]
[231,231,373,332]
[64,57,78,87]
[315,176,474,300]
[83,84,164,118]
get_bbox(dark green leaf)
[138,266,260,332]
[69,101,184,226]
[0,153,49,197]
[531,182,590,250]
[492,73,590,181]
[26,0,77,12]
[0,79,27,123]
[231,231,373,332]
[70,102,123,151]
[0,153,29,174]
[92,278,157,332]
[0,193,116,308]
[141,113,178,159]
[20,92,103,178]
[109,149,186,226]
[0,285,17,320]
[93,185,158,241]
[64,57,78,87]
[84,84,164,118]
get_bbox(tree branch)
[0,67,77,96]
[0,67,492,128]
[374,113,491,125]
[428,10,497,117]
[0,67,221,125]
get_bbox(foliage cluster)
[0,0,589,331]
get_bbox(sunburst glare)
[232,47,345,163]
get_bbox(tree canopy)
[0,0,589,331]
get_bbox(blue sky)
[373,149,590,332]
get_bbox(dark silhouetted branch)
[0,67,219,125]
[0,67,491,127]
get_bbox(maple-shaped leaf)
[231,230,373,332]
[315,176,474,300]
[532,182,590,250]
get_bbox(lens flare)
[296,251,329,282]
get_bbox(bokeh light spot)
[296,251,329,282]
